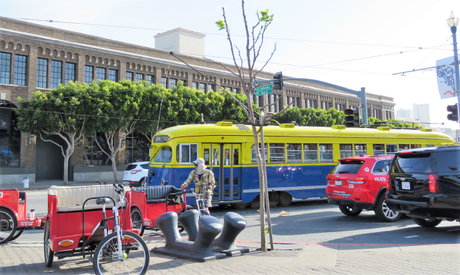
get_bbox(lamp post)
[447,11,460,128]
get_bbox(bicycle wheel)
[0,208,17,245]
[93,231,149,275]
[10,228,24,241]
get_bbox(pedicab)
[43,183,149,275]
[128,185,187,236]
[0,189,45,244]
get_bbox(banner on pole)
[436,56,457,99]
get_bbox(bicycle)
[92,183,150,275]
[44,183,150,275]
[188,187,211,217]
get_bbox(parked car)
[386,146,460,227]
[326,155,402,222]
[123,161,149,187]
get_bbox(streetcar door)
[202,143,242,203]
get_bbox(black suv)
[386,146,460,227]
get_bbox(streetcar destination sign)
[255,84,273,96]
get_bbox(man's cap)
[192,158,205,165]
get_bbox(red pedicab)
[128,185,186,236]
[0,189,45,244]
[43,183,149,275]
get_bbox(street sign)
[255,84,273,96]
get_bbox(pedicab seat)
[131,185,182,204]
[48,185,120,213]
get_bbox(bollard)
[178,209,199,241]
[22,176,29,188]
[152,212,226,262]
[212,212,250,256]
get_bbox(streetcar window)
[204,148,210,165]
[373,144,385,156]
[411,144,421,149]
[234,148,239,165]
[386,144,397,154]
[399,144,410,150]
[355,144,367,156]
[319,144,333,161]
[287,144,302,163]
[340,144,353,159]
[269,143,285,163]
[303,144,318,162]
[154,147,172,163]
[176,143,198,163]
[213,148,219,165]
[251,144,267,163]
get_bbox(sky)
[2,0,460,130]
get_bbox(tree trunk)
[111,155,119,183]
[63,155,69,185]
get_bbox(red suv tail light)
[428,174,438,193]
[326,176,331,185]
[348,176,367,184]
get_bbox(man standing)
[181,158,215,214]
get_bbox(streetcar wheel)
[131,208,145,236]
[374,194,402,222]
[0,208,17,245]
[338,205,362,216]
[44,220,54,267]
[233,203,248,210]
[93,231,149,275]
[411,217,442,228]
[10,228,24,241]
[278,192,292,207]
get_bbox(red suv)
[326,155,402,222]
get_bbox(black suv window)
[393,153,432,173]
[330,160,364,174]
[432,151,460,173]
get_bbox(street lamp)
[447,11,460,128]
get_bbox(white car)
[123,161,149,187]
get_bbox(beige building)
[0,16,395,184]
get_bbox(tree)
[15,81,101,184]
[87,80,146,182]
[216,1,276,251]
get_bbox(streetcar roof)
[154,122,454,143]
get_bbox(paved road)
[1,199,459,274]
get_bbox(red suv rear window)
[330,160,364,174]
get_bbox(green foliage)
[15,81,101,135]
[368,117,423,129]
[273,107,343,126]
[215,20,225,30]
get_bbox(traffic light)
[344,108,360,127]
[273,71,283,90]
[447,104,459,121]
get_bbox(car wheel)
[411,217,442,228]
[338,205,362,216]
[140,177,147,187]
[374,193,402,222]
